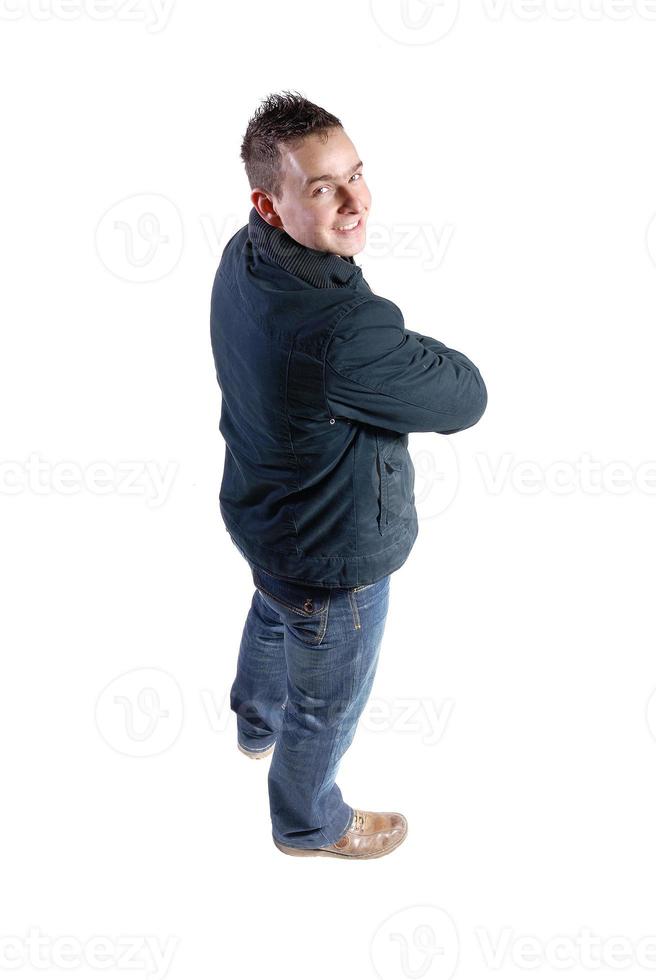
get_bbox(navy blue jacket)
[210,206,487,587]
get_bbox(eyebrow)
[304,160,363,187]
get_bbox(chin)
[331,234,365,257]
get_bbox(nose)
[337,191,365,213]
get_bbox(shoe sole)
[272,818,408,859]
[238,742,275,760]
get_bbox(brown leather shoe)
[273,808,408,859]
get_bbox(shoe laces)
[351,809,366,833]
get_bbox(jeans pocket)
[251,567,331,646]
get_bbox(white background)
[2,1,656,978]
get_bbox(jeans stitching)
[257,585,330,647]
[316,592,331,644]
[255,584,324,619]
[347,589,361,630]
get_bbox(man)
[209,90,487,860]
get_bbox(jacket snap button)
[303,598,314,612]
[329,418,335,424]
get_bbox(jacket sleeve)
[324,297,487,435]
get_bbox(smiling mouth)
[334,217,363,234]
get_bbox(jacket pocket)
[376,433,412,536]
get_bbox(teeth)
[337,220,359,231]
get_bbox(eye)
[313,172,363,196]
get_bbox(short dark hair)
[240,90,343,201]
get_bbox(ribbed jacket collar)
[248,206,361,289]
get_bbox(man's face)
[251,127,371,257]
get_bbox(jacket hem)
[224,517,419,589]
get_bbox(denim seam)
[310,646,360,849]
[256,586,330,647]
[316,592,331,645]
[347,589,361,631]
[316,661,360,845]
[255,584,326,618]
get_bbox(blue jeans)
[230,562,391,849]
